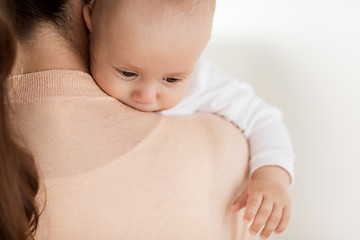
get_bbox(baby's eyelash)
[163,77,182,84]
[115,68,138,79]
[122,71,137,77]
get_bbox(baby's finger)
[249,198,273,235]
[275,206,291,234]
[243,192,263,223]
[259,204,283,239]
[230,193,247,211]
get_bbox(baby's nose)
[131,87,157,105]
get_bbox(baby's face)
[84,0,213,112]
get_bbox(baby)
[83,0,294,239]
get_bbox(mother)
[1,0,253,239]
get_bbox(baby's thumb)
[230,192,248,211]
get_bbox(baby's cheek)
[104,81,128,101]
[91,70,124,101]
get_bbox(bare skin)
[83,0,213,112]
[12,0,88,75]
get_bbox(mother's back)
[36,114,250,240]
[8,71,251,239]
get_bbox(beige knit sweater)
[7,70,254,240]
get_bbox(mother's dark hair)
[0,0,72,239]
[2,0,70,39]
[0,10,38,240]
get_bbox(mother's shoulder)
[162,112,248,156]
[192,113,247,144]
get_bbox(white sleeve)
[162,57,295,182]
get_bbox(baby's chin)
[118,98,180,112]
[137,106,174,113]
[120,101,168,113]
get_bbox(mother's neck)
[12,26,89,76]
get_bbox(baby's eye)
[163,77,182,85]
[122,71,137,77]
[116,68,138,79]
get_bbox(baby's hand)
[230,166,291,239]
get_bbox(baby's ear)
[83,3,93,33]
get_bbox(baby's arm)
[162,57,294,239]
[162,57,295,180]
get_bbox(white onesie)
[162,57,295,181]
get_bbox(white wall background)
[203,0,360,239]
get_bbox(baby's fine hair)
[156,0,216,16]
[92,0,216,20]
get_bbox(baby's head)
[83,0,215,112]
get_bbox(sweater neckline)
[7,70,111,104]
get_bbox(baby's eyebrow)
[167,68,194,76]
[114,59,141,71]
[166,73,185,77]
[124,64,140,71]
